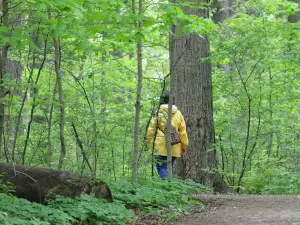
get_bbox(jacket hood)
[160,104,178,114]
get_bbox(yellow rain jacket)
[145,104,188,157]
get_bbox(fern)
[0,194,74,225]
[108,178,209,214]
[47,194,135,225]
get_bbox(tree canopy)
[0,0,299,194]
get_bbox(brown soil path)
[173,194,300,225]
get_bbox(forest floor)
[172,194,300,225]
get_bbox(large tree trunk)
[212,0,235,23]
[171,0,216,188]
[0,163,112,203]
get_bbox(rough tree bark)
[171,0,220,189]
[212,0,235,23]
[0,163,112,203]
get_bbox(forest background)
[0,0,300,222]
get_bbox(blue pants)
[156,156,177,179]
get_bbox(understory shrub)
[108,177,209,217]
[0,193,74,225]
[243,161,300,194]
[47,194,135,225]
[0,173,15,195]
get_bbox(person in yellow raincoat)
[145,91,188,179]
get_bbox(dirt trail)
[173,194,300,225]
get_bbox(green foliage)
[2,0,299,207]
[108,178,208,216]
[0,178,208,224]
[0,173,15,195]
[47,194,135,225]
[159,2,216,35]
[244,0,299,16]
[0,193,74,225]
[1,0,218,183]
[293,217,300,225]
[243,160,300,194]
[212,0,300,192]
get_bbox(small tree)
[132,0,143,183]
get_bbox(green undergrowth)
[47,194,135,225]
[0,177,209,225]
[243,163,300,194]
[293,217,300,225]
[108,178,209,221]
[0,193,74,225]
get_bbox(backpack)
[157,111,181,146]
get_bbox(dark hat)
[160,90,170,104]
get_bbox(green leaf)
[74,8,83,18]
[0,26,8,33]
[133,31,144,42]
[36,3,47,10]
[45,18,58,25]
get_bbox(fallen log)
[0,163,112,203]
